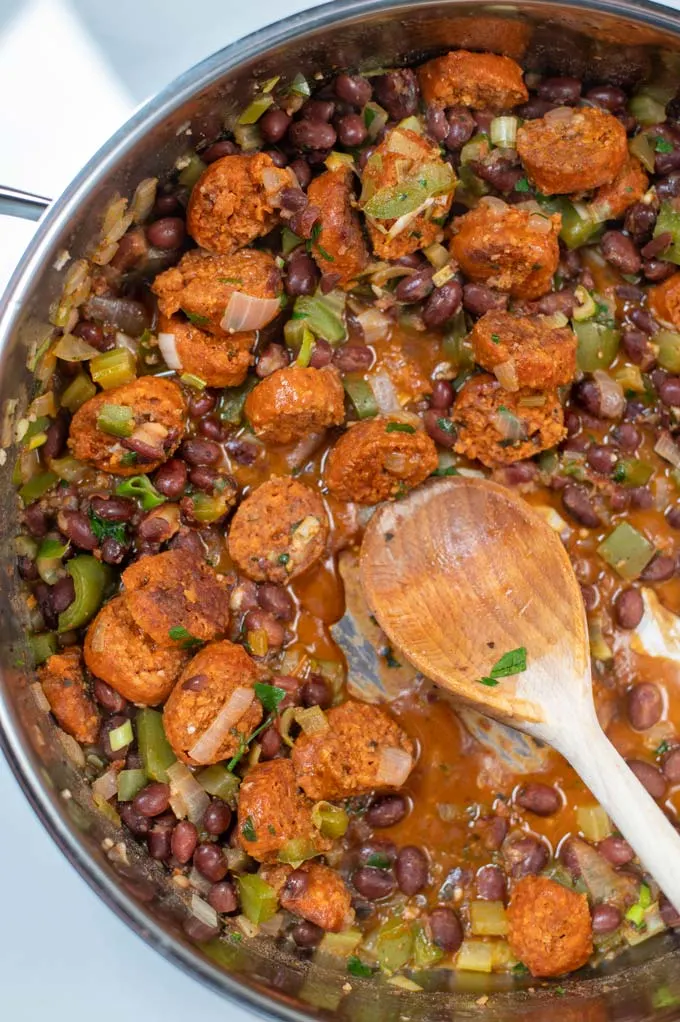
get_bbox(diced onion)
[541,312,569,329]
[221,292,282,333]
[493,407,526,442]
[191,894,219,930]
[294,705,329,735]
[545,105,574,124]
[92,767,119,801]
[131,177,158,224]
[489,116,518,148]
[593,370,625,419]
[528,213,553,235]
[384,451,408,473]
[52,333,99,361]
[259,912,285,936]
[370,372,401,413]
[188,687,255,765]
[479,196,508,214]
[654,431,680,467]
[385,197,434,240]
[493,360,519,392]
[385,130,427,158]
[130,421,168,452]
[188,866,212,895]
[167,761,211,824]
[262,166,295,203]
[376,746,413,787]
[31,681,51,713]
[356,307,390,344]
[158,332,181,370]
[570,837,637,909]
[282,431,325,471]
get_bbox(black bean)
[90,495,135,522]
[202,140,238,164]
[430,380,454,410]
[93,678,127,715]
[258,583,295,620]
[356,839,397,867]
[601,230,641,275]
[280,187,308,213]
[656,148,680,175]
[259,726,282,760]
[428,907,463,952]
[517,97,555,120]
[641,554,675,582]
[423,409,456,448]
[621,328,651,366]
[585,84,627,110]
[17,556,38,581]
[626,202,659,243]
[614,588,644,629]
[615,423,641,452]
[187,389,217,417]
[422,281,462,328]
[587,445,617,475]
[256,343,290,378]
[309,338,333,369]
[193,842,229,882]
[300,674,332,709]
[243,609,285,648]
[426,105,449,142]
[34,581,57,630]
[51,576,75,614]
[394,267,434,303]
[592,903,622,934]
[147,822,173,861]
[285,252,318,297]
[562,484,601,527]
[203,799,232,836]
[627,682,663,731]
[366,794,408,828]
[59,510,97,550]
[476,864,506,901]
[373,69,419,120]
[301,99,335,122]
[504,462,538,487]
[538,76,582,104]
[198,417,225,442]
[289,204,320,239]
[333,344,373,372]
[643,259,676,282]
[23,504,48,538]
[628,307,656,335]
[284,869,309,900]
[660,377,680,406]
[533,290,577,317]
[352,866,395,900]
[667,506,680,530]
[629,485,654,510]
[627,759,667,798]
[43,413,69,460]
[208,880,239,915]
[290,158,312,190]
[641,232,672,262]
[171,820,198,864]
[289,120,336,152]
[657,173,680,201]
[146,217,185,250]
[395,846,428,895]
[462,283,508,316]
[661,895,680,928]
[154,193,181,216]
[291,920,324,947]
[663,748,680,783]
[264,149,289,168]
[444,106,475,150]
[502,834,549,877]
[580,584,598,612]
[180,438,221,466]
[260,108,292,144]
[336,113,367,147]
[516,783,561,816]
[334,73,372,108]
[74,319,107,350]
[133,782,171,818]
[186,467,216,492]
[118,800,151,836]
[598,836,634,865]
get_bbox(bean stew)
[14,41,680,987]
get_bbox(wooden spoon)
[360,475,680,910]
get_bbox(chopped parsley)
[254,682,287,714]
[511,962,529,975]
[478,646,527,687]
[436,417,456,436]
[555,986,566,997]
[385,422,415,434]
[88,510,127,546]
[655,137,674,153]
[656,739,670,756]
[241,815,257,842]
[120,451,138,466]
[183,309,211,327]
[217,276,244,285]
[307,222,335,262]
[431,465,459,477]
[515,177,530,193]
[347,956,376,978]
[268,824,277,835]
[384,647,402,668]
[490,333,501,344]
[167,625,203,649]
[278,552,290,565]
[366,852,392,869]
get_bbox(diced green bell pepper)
[197,764,240,806]
[613,459,654,487]
[29,632,58,665]
[218,377,257,425]
[653,202,680,265]
[375,917,414,972]
[237,874,278,924]
[19,471,58,506]
[656,330,680,372]
[57,556,112,632]
[343,376,379,419]
[311,801,349,839]
[117,768,147,801]
[136,708,176,782]
[598,522,656,580]
[574,321,620,371]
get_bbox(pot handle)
[0,185,51,222]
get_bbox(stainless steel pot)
[3,2,680,1018]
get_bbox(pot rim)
[3,0,680,1017]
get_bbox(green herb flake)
[347,956,376,979]
[241,815,257,842]
[655,137,674,153]
[167,625,203,649]
[555,987,566,997]
[490,333,501,344]
[278,553,290,565]
[182,309,211,327]
[478,676,500,687]
[366,853,392,869]
[515,177,530,193]
[653,986,680,1009]
[268,824,277,835]
[656,739,670,756]
[436,417,456,436]
[477,647,527,687]
[254,682,287,714]
[384,646,402,669]
[120,451,138,466]
[431,465,460,477]
[385,422,416,434]
[512,963,529,975]
[88,510,127,546]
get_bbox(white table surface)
[0,2,321,1018]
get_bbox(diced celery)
[189,492,231,523]
[574,321,620,371]
[109,719,133,752]
[19,471,58,506]
[363,102,388,140]
[15,534,38,559]
[136,708,176,782]
[292,292,346,344]
[413,924,444,968]
[247,628,269,657]
[96,403,134,437]
[233,124,262,152]
[57,556,112,632]
[219,377,257,425]
[375,917,414,973]
[277,837,319,866]
[598,522,656,580]
[629,92,667,127]
[343,376,379,419]
[577,804,613,842]
[469,901,508,937]
[443,310,474,367]
[115,475,166,511]
[61,373,97,412]
[289,72,311,99]
[654,202,680,265]
[318,928,363,957]
[460,132,490,165]
[238,94,274,125]
[237,874,278,924]
[490,115,518,148]
[180,373,206,390]
[117,768,147,801]
[178,153,206,189]
[456,939,495,973]
[29,632,57,665]
[197,764,240,806]
[90,348,137,390]
[311,800,349,839]
[456,163,489,201]
[540,196,601,249]
[655,330,680,372]
[613,458,654,487]
[296,328,316,368]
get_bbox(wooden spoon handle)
[557,721,680,911]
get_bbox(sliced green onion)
[628,132,656,173]
[289,72,311,98]
[572,286,597,322]
[90,348,137,390]
[61,373,97,412]
[117,768,147,801]
[219,377,257,425]
[180,372,206,390]
[109,719,133,752]
[386,421,415,434]
[311,801,349,839]
[136,708,176,782]
[574,321,620,372]
[628,92,667,127]
[277,836,319,866]
[29,632,58,666]
[655,330,680,372]
[598,522,656,580]
[115,475,166,511]
[96,403,134,437]
[23,416,51,447]
[197,764,240,806]
[238,94,274,125]
[654,202,680,265]
[613,458,654,486]
[57,556,112,633]
[237,874,278,924]
[363,161,455,220]
[343,377,379,419]
[292,291,346,344]
[178,153,206,189]
[296,328,316,368]
[625,902,645,928]
[490,115,518,148]
[19,471,58,506]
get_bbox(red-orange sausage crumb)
[589,155,649,222]
[649,273,680,330]
[39,649,101,744]
[452,373,565,467]
[507,875,593,977]
[261,862,355,932]
[237,759,331,862]
[418,50,528,110]
[450,202,561,300]
[307,166,370,288]
[516,107,628,195]
[244,365,345,445]
[470,310,577,389]
[292,700,415,801]
[187,153,295,255]
[157,312,254,389]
